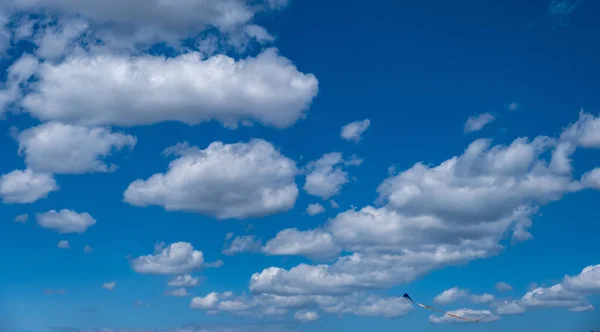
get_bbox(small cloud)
[83,245,93,253]
[164,287,189,297]
[568,304,594,312]
[329,200,339,208]
[204,260,224,268]
[341,119,370,142]
[83,308,98,313]
[57,240,70,249]
[549,0,583,24]
[306,203,325,216]
[294,310,319,322]
[14,214,28,223]
[506,102,519,111]
[102,281,116,291]
[135,300,152,307]
[496,281,513,292]
[464,112,496,133]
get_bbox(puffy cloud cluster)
[494,264,599,315]
[124,140,298,220]
[303,152,362,200]
[0,169,58,204]
[248,112,600,298]
[340,119,370,142]
[36,209,97,234]
[433,287,494,305]
[130,242,204,274]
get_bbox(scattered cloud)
[84,245,93,254]
[223,235,263,256]
[124,140,298,220]
[464,112,496,133]
[168,275,200,287]
[341,119,370,142]
[549,0,584,24]
[102,281,116,291]
[429,309,500,324]
[36,209,96,234]
[306,203,325,216]
[303,152,362,200]
[496,281,513,292]
[294,310,319,322]
[262,228,341,260]
[506,102,519,111]
[164,288,189,297]
[17,122,136,174]
[130,242,204,274]
[57,240,70,249]
[433,287,469,304]
[0,169,58,204]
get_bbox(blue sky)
[1,0,600,331]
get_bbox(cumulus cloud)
[0,169,58,203]
[464,112,496,133]
[294,310,319,322]
[164,288,189,297]
[262,228,341,260]
[340,119,370,142]
[249,112,600,297]
[17,122,136,174]
[124,139,298,220]
[36,209,96,234]
[130,242,204,274]
[168,275,200,287]
[303,152,362,200]
[9,49,317,129]
[429,309,500,324]
[57,240,70,249]
[433,287,469,304]
[102,281,116,291]
[223,235,263,256]
[496,281,513,292]
[190,292,221,310]
[471,293,495,304]
[306,203,325,216]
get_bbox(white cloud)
[33,18,90,61]
[506,102,519,111]
[164,288,189,297]
[471,293,495,304]
[294,310,319,322]
[306,203,325,216]
[14,214,28,223]
[495,301,526,315]
[340,119,370,142]
[495,281,513,292]
[429,309,500,324]
[124,139,298,220]
[464,112,496,133]
[57,240,70,249]
[12,49,318,129]
[190,292,220,310]
[130,242,204,274]
[36,209,96,234]
[17,122,136,174]
[84,245,93,254]
[329,200,339,208]
[303,152,361,200]
[249,112,600,298]
[569,304,594,312]
[223,235,263,256]
[0,169,59,204]
[433,287,469,304]
[562,264,600,293]
[262,228,341,260]
[168,275,200,287]
[102,281,116,291]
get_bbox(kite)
[402,293,480,322]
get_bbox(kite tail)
[402,293,480,323]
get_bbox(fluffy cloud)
[433,287,469,305]
[57,240,70,249]
[471,293,495,304]
[2,0,289,48]
[190,292,221,310]
[102,281,116,291]
[124,139,298,220]
[340,119,370,142]
[294,310,319,322]
[306,203,325,216]
[164,288,188,297]
[17,122,136,174]
[223,235,263,256]
[10,49,318,129]
[36,209,96,234]
[496,281,513,292]
[0,169,58,203]
[168,275,200,287]
[303,152,361,200]
[250,112,600,297]
[262,228,341,260]
[130,242,204,274]
[563,264,600,292]
[429,309,500,324]
[464,112,495,133]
